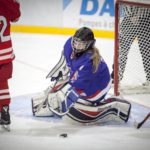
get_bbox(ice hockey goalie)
[31,27,131,124]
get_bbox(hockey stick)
[32,77,69,116]
[134,112,150,129]
[32,78,60,115]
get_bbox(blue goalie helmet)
[72,27,96,54]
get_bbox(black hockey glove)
[51,71,63,81]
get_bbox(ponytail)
[91,46,101,73]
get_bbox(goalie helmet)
[72,27,95,54]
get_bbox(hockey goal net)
[114,0,150,95]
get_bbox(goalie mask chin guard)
[72,27,95,54]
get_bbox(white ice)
[0,33,150,150]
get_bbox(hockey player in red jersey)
[0,0,21,130]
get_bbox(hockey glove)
[61,87,79,113]
[51,71,63,81]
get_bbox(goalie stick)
[32,77,60,116]
[134,112,150,129]
[32,76,69,116]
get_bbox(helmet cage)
[72,37,94,54]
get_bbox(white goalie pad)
[32,81,80,117]
[32,78,69,117]
[31,96,53,117]
[31,93,53,117]
[32,91,63,117]
[32,52,71,117]
[63,97,131,124]
[47,83,79,116]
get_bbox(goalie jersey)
[63,37,111,102]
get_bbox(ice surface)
[0,33,150,150]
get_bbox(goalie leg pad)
[105,97,131,122]
[31,78,70,117]
[63,97,131,124]
[32,93,53,117]
[48,84,80,116]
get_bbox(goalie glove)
[51,71,63,81]
[61,87,79,113]
[48,84,80,116]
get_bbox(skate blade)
[1,124,10,132]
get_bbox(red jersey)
[0,0,21,64]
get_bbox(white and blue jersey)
[63,37,111,103]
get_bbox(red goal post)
[114,0,150,96]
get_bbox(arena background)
[11,0,115,38]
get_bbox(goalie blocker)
[32,79,131,124]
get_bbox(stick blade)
[134,112,150,129]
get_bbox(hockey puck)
[59,133,68,138]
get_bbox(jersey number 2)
[0,16,10,42]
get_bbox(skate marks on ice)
[0,94,150,150]
[0,114,81,137]
[2,94,82,136]
[9,94,150,128]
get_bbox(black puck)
[59,133,68,138]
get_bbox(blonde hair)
[91,46,101,73]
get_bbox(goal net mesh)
[114,0,150,94]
